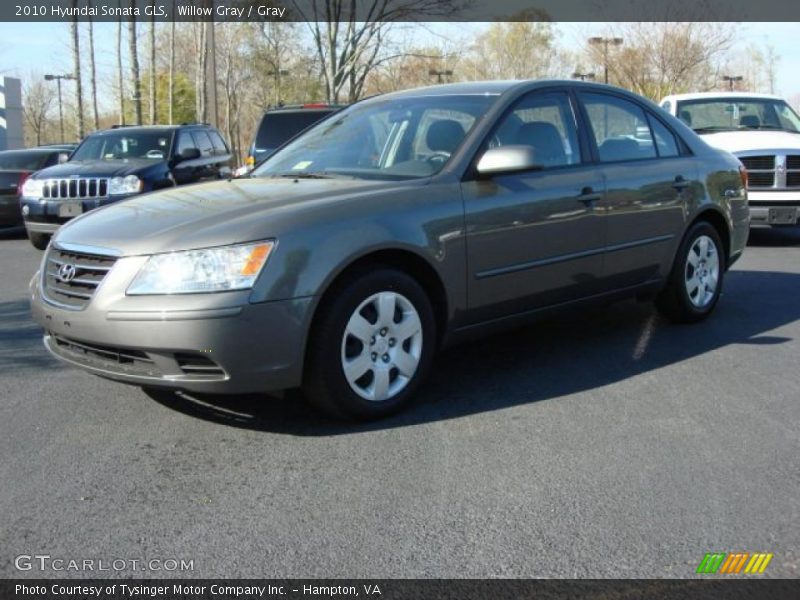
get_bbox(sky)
[0,21,798,110]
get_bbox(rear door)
[462,89,607,323]
[191,130,218,181]
[207,129,233,178]
[577,91,694,289]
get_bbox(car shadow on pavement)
[747,225,800,247]
[0,225,27,241]
[148,264,800,436]
[0,299,63,372]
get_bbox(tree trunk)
[128,2,142,125]
[149,3,156,124]
[87,11,99,131]
[70,4,84,139]
[116,15,125,125]
[168,2,175,124]
[195,22,207,122]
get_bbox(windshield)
[0,151,49,171]
[676,97,800,133]
[71,131,174,161]
[253,94,496,180]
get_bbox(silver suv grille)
[41,178,109,199]
[42,247,117,310]
[738,154,800,189]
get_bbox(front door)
[463,90,607,323]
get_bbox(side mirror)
[476,145,542,177]
[178,147,201,162]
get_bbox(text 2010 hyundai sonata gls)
[30,81,749,420]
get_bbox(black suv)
[244,104,344,172]
[20,123,232,249]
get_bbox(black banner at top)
[3,0,800,22]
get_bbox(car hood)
[55,177,415,256]
[32,158,163,179]
[698,130,800,154]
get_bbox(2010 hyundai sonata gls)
[30,81,749,420]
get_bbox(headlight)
[127,241,275,295]
[21,178,44,198]
[108,175,142,195]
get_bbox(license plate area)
[58,201,83,218]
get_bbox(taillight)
[739,164,748,188]
[17,171,31,196]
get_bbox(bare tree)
[292,0,461,103]
[129,0,143,124]
[23,75,56,146]
[70,2,85,139]
[149,2,157,124]
[87,4,100,131]
[116,14,125,125]
[169,1,176,124]
[194,22,208,122]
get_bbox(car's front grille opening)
[786,155,800,170]
[739,155,774,171]
[747,172,775,188]
[174,353,226,377]
[739,155,775,189]
[51,334,160,377]
[41,177,108,199]
[43,247,117,309]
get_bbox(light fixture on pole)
[588,36,623,84]
[722,75,743,91]
[572,72,596,81]
[44,74,75,143]
[429,69,453,84]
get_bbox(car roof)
[0,147,62,155]
[662,91,786,103]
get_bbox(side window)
[176,132,196,155]
[648,115,680,158]
[413,109,475,159]
[208,130,229,155]
[489,91,580,168]
[580,92,657,162]
[191,131,214,157]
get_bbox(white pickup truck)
[660,92,800,226]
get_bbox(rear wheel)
[27,231,50,251]
[656,221,725,323]
[303,268,436,420]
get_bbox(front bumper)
[30,266,314,394]
[747,191,800,226]
[21,193,138,233]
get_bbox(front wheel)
[303,268,436,421]
[27,230,50,251]
[656,221,725,323]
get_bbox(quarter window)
[648,115,680,158]
[580,93,657,162]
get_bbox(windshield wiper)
[692,126,738,133]
[271,171,344,179]
[741,125,799,133]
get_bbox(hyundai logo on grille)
[57,263,77,283]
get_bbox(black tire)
[656,221,726,323]
[27,231,50,251]
[303,268,437,421]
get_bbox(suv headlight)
[21,178,44,198]
[127,241,275,295]
[108,175,142,195]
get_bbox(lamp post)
[722,75,743,91]
[429,69,453,84]
[44,73,75,143]
[588,36,623,84]
[572,72,596,82]
[267,69,290,106]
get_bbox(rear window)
[255,111,335,151]
[0,151,49,171]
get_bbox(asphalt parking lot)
[1,226,798,579]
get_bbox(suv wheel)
[303,268,436,420]
[27,231,50,251]
[656,221,725,323]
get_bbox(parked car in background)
[660,92,800,226]
[30,81,748,420]
[20,123,233,249]
[238,103,344,175]
[0,147,73,229]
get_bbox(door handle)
[577,187,602,205]
[672,176,690,190]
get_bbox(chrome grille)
[41,178,108,199]
[43,246,117,309]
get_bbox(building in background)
[0,77,24,151]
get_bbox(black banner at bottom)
[2,579,799,600]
